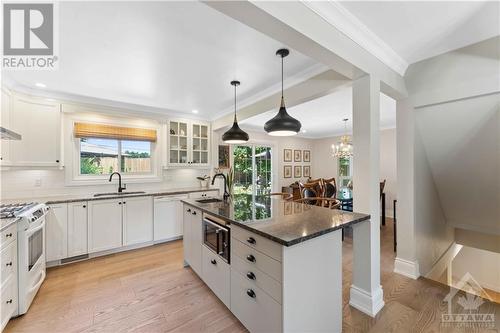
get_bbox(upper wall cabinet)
[167,119,209,168]
[1,92,61,167]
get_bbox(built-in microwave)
[202,214,230,264]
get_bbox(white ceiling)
[339,1,500,65]
[3,1,317,118]
[241,86,396,139]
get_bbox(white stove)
[0,202,49,315]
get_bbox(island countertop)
[182,194,370,246]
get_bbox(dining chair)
[322,177,337,199]
[299,179,325,199]
[294,197,341,209]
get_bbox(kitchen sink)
[195,198,223,204]
[93,191,146,197]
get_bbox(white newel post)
[394,98,420,279]
[350,75,385,317]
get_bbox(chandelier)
[332,118,353,157]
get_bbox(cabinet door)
[46,204,68,261]
[67,202,88,257]
[88,199,122,253]
[123,196,153,246]
[153,196,185,241]
[182,205,193,264]
[9,95,61,166]
[168,120,189,166]
[191,122,209,166]
[189,208,203,275]
[0,89,11,164]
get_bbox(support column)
[393,98,420,279]
[350,75,384,317]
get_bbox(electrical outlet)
[34,178,42,187]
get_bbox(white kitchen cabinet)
[88,199,123,253]
[167,119,210,167]
[153,195,187,242]
[182,205,202,275]
[46,204,68,261]
[67,202,88,257]
[0,222,17,332]
[202,245,230,308]
[123,196,153,246]
[7,94,61,167]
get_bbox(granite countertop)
[182,194,370,247]
[1,187,219,205]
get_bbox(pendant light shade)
[264,48,301,136]
[222,80,249,144]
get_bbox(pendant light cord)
[234,83,237,123]
[281,56,284,98]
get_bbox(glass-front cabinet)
[167,120,210,167]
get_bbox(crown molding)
[301,0,408,76]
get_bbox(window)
[338,156,353,188]
[233,145,272,196]
[80,138,151,175]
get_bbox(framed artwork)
[294,150,301,162]
[293,202,303,214]
[218,145,230,169]
[294,165,302,178]
[303,165,310,177]
[283,165,292,178]
[303,150,310,162]
[283,202,292,215]
[284,149,292,162]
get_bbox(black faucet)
[109,172,126,193]
[211,173,229,200]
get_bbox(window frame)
[78,137,153,176]
[338,156,353,188]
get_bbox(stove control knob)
[31,217,35,222]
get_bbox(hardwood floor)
[6,218,500,332]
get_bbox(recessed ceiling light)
[301,129,307,133]
[35,83,46,88]
[192,109,198,114]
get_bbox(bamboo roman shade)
[74,123,157,142]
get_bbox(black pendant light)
[222,80,249,144]
[264,48,301,136]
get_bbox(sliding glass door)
[233,145,272,196]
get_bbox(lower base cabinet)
[123,196,153,246]
[1,223,18,331]
[67,202,88,257]
[88,199,123,253]
[202,245,230,308]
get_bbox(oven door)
[203,218,220,254]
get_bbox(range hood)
[0,126,22,140]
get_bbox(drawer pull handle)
[246,272,256,280]
[5,233,12,238]
[246,237,256,245]
[192,211,197,215]
[6,299,12,304]
[246,289,256,298]
[6,262,12,267]
[211,259,217,265]
[187,208,191,213]
[246,254,255,263]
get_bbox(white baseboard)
[394,257,420,279]
[349,285,385,317]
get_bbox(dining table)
[336,188,386,226]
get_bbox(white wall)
[312,128,397,216]
[452,246,500,293]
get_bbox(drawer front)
[1,241,17,287]
[0,224,17,251]
[231,270,282,333]
[1,276,17,331]
[201,246,230,308]
[187,190,218,199]
[232,239,282,282]
[231,224,282,262]
[232,254,281,304]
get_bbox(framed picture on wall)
[218,145,230,168]
[303,150,310,162]
[294,165,302,178]
[284,165,292,178]
[294,150,301,162]
[284,201,292,215]
[284,149,292,162]
[303,165,310,177]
